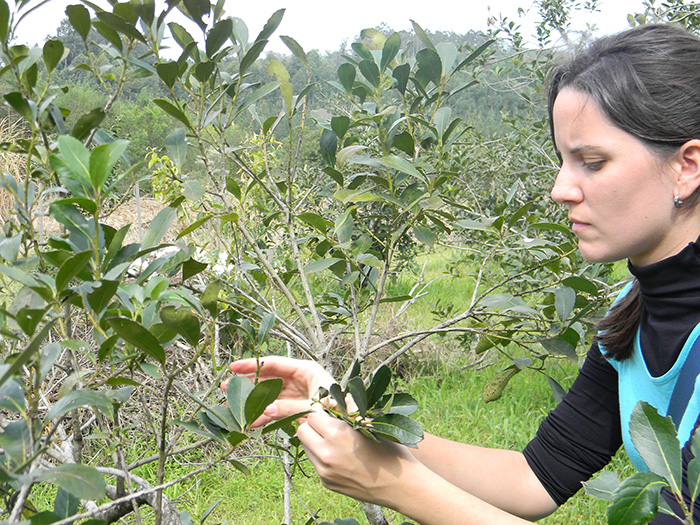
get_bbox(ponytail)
[594,281,643,360]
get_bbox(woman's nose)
[550,166,582,205]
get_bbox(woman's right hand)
[222,356,335,427]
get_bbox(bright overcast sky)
[15,0,646,52]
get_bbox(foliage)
[0,0,633,524]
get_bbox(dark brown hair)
[548,24,700,359]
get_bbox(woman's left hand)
[296,411,422,506]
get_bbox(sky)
[14,0,646,53]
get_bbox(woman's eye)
[583,160,605,171]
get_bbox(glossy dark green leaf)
[281,35,306,66]
[366,366,391,408]
[0,320,55,390]
[255,9,284,43]
[168,22,195,50]
[153,98,192,129]
[329,383,347,417]
[608,472,667,525]
[347,377,367,417]
[141,206,176,249]
[193,61,215,83]
[46,389,115,420]
[0,0,8,42]
[160,305,200,348]
[410,19,436,51]
[380,32,401,72]
[66,4,91,41]
[106,317,165,364]
[540,338,577,361]
[358,60,380,88]
[54,487,80,519]
[261,411,311,435]
[239,39,268,77]
[93,20,123,53]
[331,116,350,140]
[630,401,682,494]
[337,63,355,94]
[244,378,283,430]
[298,212,329,234]
[583,471,621,502]
[89,139,128,190]
[412,224,436,247]
[416,48,442,87]
[206,18,233,58]
[37,464,106,501]
[43,39,64,74]
[56,250,93,293]
[0,420,30,463]
[226,177,241,199]
[392,63,410,95]
[226,375,254,430]
[157,61,180,89]
[320,128,337,166]
[371,413,424,448]
[72,108,106,141]
[392,131,415,156]
[181,0,210,30]
[562,276,599,295]
[96,11,145,43]
[182,257,207,281]
[200,280,221,318]
[4,92,34,122]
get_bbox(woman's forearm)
[409,433,558,520]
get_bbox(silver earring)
[674,194,685,209]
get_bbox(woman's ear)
[673,139,700,199]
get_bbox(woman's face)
[550,88,681,266]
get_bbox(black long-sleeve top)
[522,240,700,522]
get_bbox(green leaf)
[304,257,342,275]
[168,21,195,50]
[0,320,55,390]
[37,464,106,501]
[56,250,93,293]
[412,224,436,247]
[257,312,275,343]
[337,63,355,94]
[380,33,401,72]
[358,60,380,88]
[165,128,187,168]
[298,212,329,234]
[206,18,233,58]
[141,206,176,249]
[95,11,145,43]
[280,35,306,66]
[320,128,337,166]
[0,420,30,463]
[331,116,350,141]
[66,4,91,41]
[239,39,268,77]
[154,98,192,129]
[371,414,424,448]
[0,0,9,42]
[4,92,35,122]
[630,401,682,494]
[244,378,283,430]
[72,108,106,141]
[90,140,129,190]
[583,471,621,502]
[416,48,442,87]
[540,338,577,362]
[376,155,425,182]
[157,61,180,90]
[392,63,409,94]
[347,377,367,417]
[383,393,419,416]
[608,472,667,525]
[410,20,436,51]
[366,366,391,407]
[46,389,115,420]
[554,286,576,322]
[201,280,221,318]
[182,257,207,281]
[43,39,65,74]
[261,411,311,435]
[54,487,80,519]
[160,305,200,348]
[451,39,495,78]
[255,8,284,42]
[107,317,165,364]
[225,375,254,430]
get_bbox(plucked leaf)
[371,414,424,448]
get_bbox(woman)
[227,24,700,523]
